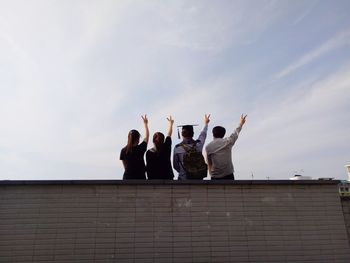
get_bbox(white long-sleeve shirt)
[205,125,242,178]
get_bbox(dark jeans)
[211,173,235,180]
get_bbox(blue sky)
[0,0,349,180]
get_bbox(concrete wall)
[0,180,349,263]
[341,197,350,248]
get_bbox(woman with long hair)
[146,116,174,180]
[120,115,149,179]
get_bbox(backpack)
[181,142,208,179]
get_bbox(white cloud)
[274,29,350,79]
[292,0,318,25]
[0,1,349,180]
[238,64,350,180]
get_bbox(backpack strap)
[181,141,197,152]
[180,143,189,152]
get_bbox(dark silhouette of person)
[120,115,149,179]
[146,116,174,180]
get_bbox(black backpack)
[181,142,208,179]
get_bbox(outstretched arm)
[141,114,149,143]
[197,114,211,144]
[227,114,247,146]
[204,114,211,126]
[166,116,174,137]
[239,114,247,128]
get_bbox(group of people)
[119,114,247,180]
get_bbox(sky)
[0,0,349,180]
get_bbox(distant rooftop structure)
[338,164,350,196]
[289,174,312,180]
[339,181,350,197]
[346,164,350,181]
[318,177,334,181]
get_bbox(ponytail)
[153,132,165,153]
[126,129,140,154]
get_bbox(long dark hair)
[153,132,165,153]
[126,129,140,154]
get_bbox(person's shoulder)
[175,143,182,148]
[205,141,212,148]
[205,139,218,149]
[193,139,203,147]
[120,146,127,159]
[146,148,156,158]
[137,141,147,149]
[120,146,127,154]
[147,147,157,153]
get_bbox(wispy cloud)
[274,29,350,79]
[292,0,318,25]
[239,64,350,179]
[0,1,349,180]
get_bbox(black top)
[146,137,174,180]
[120,141,147,179]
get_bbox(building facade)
[0,180,350,262]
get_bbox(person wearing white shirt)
[205,115,247,180]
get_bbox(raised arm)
[141,114,149,143]
[239,114,247,128]
[204,114,211,125]
[197,114,210,144]
[227,114,247,146]
[166,116,174,137]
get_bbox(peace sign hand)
[240,114,247,127]
[204,114,211,124]
[141,114,148,125]
[167,116,174,125]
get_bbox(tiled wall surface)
[0,181,350,263]
[341,197,350,248]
